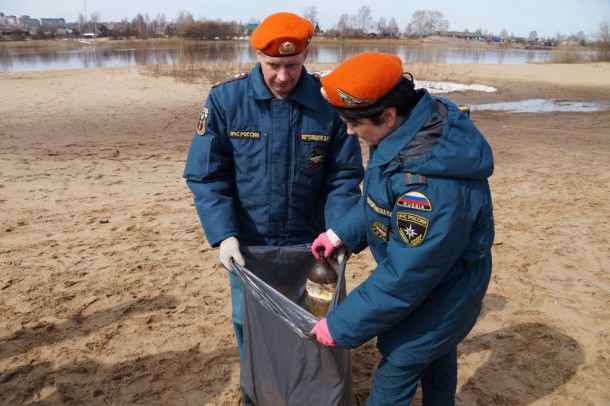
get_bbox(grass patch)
[548,45,589,63]
[139,62,254,84]
[140,60,473,86]
[0,39,83,51]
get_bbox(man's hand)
[219,236,245,270]
[310,318,336,346]
[311,229,343,259]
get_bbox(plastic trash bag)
[232,244,357,406]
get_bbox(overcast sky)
[1,0,609,39]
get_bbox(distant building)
[98,23,116,37]
[40,18,66,27]
[18,15,40,27]
[56,28,76,37]
[1,14,18,25]
[246,23,258,35]
[437,31,482,41]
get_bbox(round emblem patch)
[396,212,429,247]
[279,41,296,55]
[306,148,326,171]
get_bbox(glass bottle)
[306,257,338,318]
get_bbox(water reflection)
[0,41,593,73]
[310,45,557,65]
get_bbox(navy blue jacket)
[328,89,494,366]
[184,64,364,247]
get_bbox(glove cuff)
[221,236,238,247]
[327,229,342,247]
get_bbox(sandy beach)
[1,60,609,405]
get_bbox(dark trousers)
[367,347,457,405]
[229,271,245,360]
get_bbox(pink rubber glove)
[310,318,336,346]
[311,229,342,259]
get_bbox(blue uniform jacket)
[183,64,364,247]
[328,89,494,366]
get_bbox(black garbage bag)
[232,244,356,406]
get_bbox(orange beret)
[250,12,314,56]
[320,52,404,108]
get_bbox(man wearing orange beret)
[183,10,364,394]
[310,52,494,405]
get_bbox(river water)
[0,41,587,73]
[3,41,605,113]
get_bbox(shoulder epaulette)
[403,173,428,186]
[212,72,248,88]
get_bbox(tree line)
[3,5,609,58]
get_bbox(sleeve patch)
[371,221,391,242]
[396,191,432,212]
[367,196,392,217]
[196,108,209,136]
[396,212,429,247]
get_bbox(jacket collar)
[369,89,436,169]
[248,64,320,111]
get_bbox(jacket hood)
[372,89,494,181]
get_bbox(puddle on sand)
[470,99,609,113]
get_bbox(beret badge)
[338,88,377,108]
[279,41,296,55]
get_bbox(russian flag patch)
[396,191,432,212]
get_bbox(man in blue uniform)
[183,12,364,361]
[310,52,494,405]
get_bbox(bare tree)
[555,31,564,42]
[404,23,414,38]
[430,11,449,33]
[156,13,166,35]
[387,18,399,37]
[378,17,387,35]
[573,31,586,45]
[90,11,100,37]
[355,6,373,33]
[78,12,86,35]
[594,20,610,61]
[175,11,195,37]
[337,13,350,34]
[303,6,318,26]
[176,11,194,26]
[408,10,448,38]
[132,13,145,38]
[410,11,426,38]
[144,13,152,38]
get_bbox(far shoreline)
[1,36,600,77]
[0,35,581,51]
